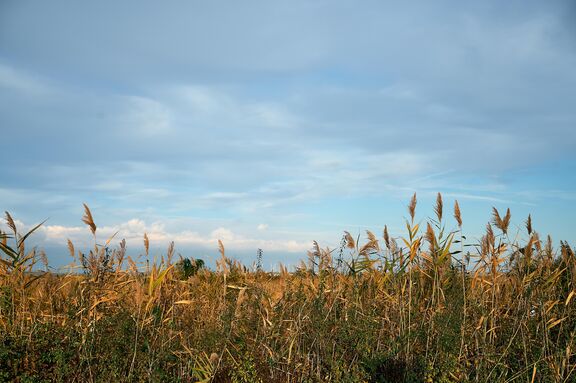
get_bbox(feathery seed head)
[383,225,390,249]
[454,200,462,227]
[67,239,75,259]
[4,211,17,235]
[344,231,355,249]
[81,203,97,236]
[434,193,443,222]
[492,207,511,235]
[144,233,149,257]
[526,214,532,235]
[408,193,417,221]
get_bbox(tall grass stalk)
[0,197,575,382]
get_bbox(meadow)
[1,194,575,382]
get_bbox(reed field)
[1,194,575,382]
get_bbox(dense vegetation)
[1,194,575,382]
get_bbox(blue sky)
[1,0,575,269]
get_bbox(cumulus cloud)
[1,217,310,254]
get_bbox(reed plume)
[81,203,97,236]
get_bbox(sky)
[1,0,575,269]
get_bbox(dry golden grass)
[0,195,575,382]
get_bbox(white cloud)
[0,63,49,96]
[1,218,310,254]
[176,86,223,114]
[119,96,172,136]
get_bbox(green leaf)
[17,219,47,250]
[151,265,174,292]
[0,241,19,261]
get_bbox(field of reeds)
[1,193,575,382]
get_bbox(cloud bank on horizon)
[1,0,575,266]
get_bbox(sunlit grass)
[1,194,575,382]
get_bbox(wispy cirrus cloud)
[0,62,50,96]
